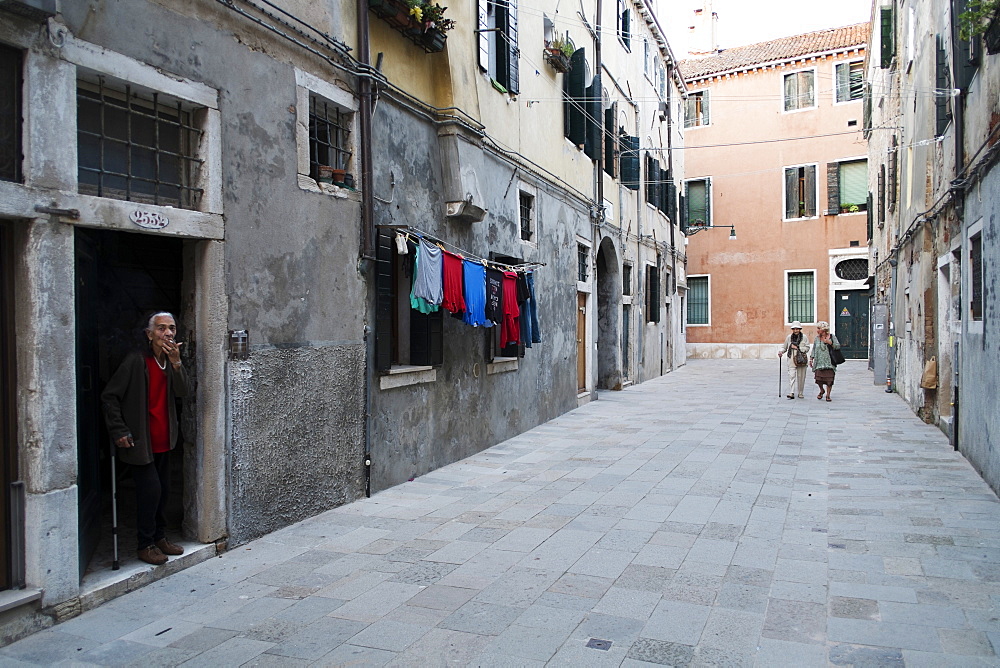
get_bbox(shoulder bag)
[828,343,846,366]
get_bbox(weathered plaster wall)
[369,101,583,491]
[229,346,365,544]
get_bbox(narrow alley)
[3,359,998,666]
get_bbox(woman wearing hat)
[778,322,810,399]
[810,321,841,402]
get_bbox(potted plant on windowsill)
[544,37,574,73]
[404,1,455,52]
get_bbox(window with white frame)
[784,164,817,219]
[835,61,864,102]
[783,69,815,111]
[519,188,535,242]
[684,90,709,128]
[687,275,709,325]
[77,74,204,209]
[295,68,358,192]
[479,0,520,95]
[684,178,711,229]
[827,159,868,214]
[787,271,815,323]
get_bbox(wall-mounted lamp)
[685,224,737,240]
[229,330,249,360]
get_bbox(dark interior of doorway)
[75,227,185,579]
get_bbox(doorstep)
[78,540,218,613]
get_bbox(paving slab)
[6,360,1000,666]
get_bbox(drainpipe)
[666,63,676,370]
[358,0,375,496]
[595,0,603,225]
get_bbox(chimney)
[687,0,719,57]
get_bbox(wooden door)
[577,293,587,392]
[834,290,869,359]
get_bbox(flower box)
[544,48,572,73]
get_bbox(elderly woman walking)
[810,320,842,402]
[778,321,810,399]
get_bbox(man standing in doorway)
[101,312,188,566]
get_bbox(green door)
[834,290,869,359]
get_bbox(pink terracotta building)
[679,24,871,359]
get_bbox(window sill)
[379,365,436,390]
[487,358,518,374]
[297,174,359,198]
[0,588,41,614]
[783,216,818,222]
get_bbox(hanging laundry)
[500,271,520,347]
[517,271,542,348]
[462,260,491,327]
[441,250,466,314]
[485,268,504,326]
[395,233,409,255]
[411,240,443,306]
[409,243,440,314]
[517,272,535,348]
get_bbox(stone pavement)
[4,359,1000,667]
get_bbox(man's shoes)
[137,545,168,566]
[786,394,794,399]
[155,538,184,556]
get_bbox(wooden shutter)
[584,74,602,161]
[478,0,489,72]
[701,90,709,125]
[410,309,443,367]
[836,62,849,102]
[880,6,894,68]
[679,193,687,232]
[659,167,669,213]
[803,165,816,217]
[620,134,639,190]
[826,162,840,215]
[505,0,519,94]
[878,164,886,223]
[888,137,897,212]
[935,35,951,137]
[567,49,587,147]
[952,0,980,91]
[645,154,655,204]
[666,181,677,223]
[784,168,798,219]
[375,228,395,372]
[604,102,617,176]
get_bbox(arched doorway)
[596,237,622,390]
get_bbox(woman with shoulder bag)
[777,322,810,399]
[810,321,842,402]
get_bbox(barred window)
[971,232,982,321]
[309,94,352,179]
[788,271,814,323]
[623,263,632,295]
[77,76,203,209]
[0,44,22,183]
[519,190,534,241]
[835,258,868,281]
[687,276,709,325]
[577,243,589,282]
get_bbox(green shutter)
[621,134,639,190]
[935,35,952,137]
[584,74,602,160]
[567,48,587,146]
[505,0,519,95]
[881,6,895,68]
[604,103,617,175]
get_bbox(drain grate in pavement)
[586,638,613,651]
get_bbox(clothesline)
[386,224,547,273]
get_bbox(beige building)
[679,24,871,359]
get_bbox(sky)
[659,0,874,56]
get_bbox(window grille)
[687,276,709,325]
[309,94,352,178]
[835,258,869,281]
[77,78,203,209]
[577,244,589,282]
[788,272,814,323]
[0,44,22,183]
[971,232,982,321]
[519,191,533,241]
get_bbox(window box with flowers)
[544,38,574,74]
[370,0,455,53]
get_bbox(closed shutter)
[478,0,489,72]
[867,193,874,241]
[935,35,951,137]
[840,160,867,209]
[505,0,519,94]
[783,73,796,111]
[567,49,587,147]
[826,162,840,215]
[645,154,655,205]
[666,181,677,223]
[375,228,395,372]
[604,102,617,176]
[584,74,602,160]
[701,91,709,125]
[803,165,816,217]
[620,133,639,190]
[836,62,850,102]
[878,164,886,223]
[410,309,443,367]
[659,167,670,213]
[888,137,897,212]
[881,6,894,68]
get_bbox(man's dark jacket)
[101,351,189,466]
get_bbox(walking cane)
[110,440,120,570]
[778,354,782,398]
